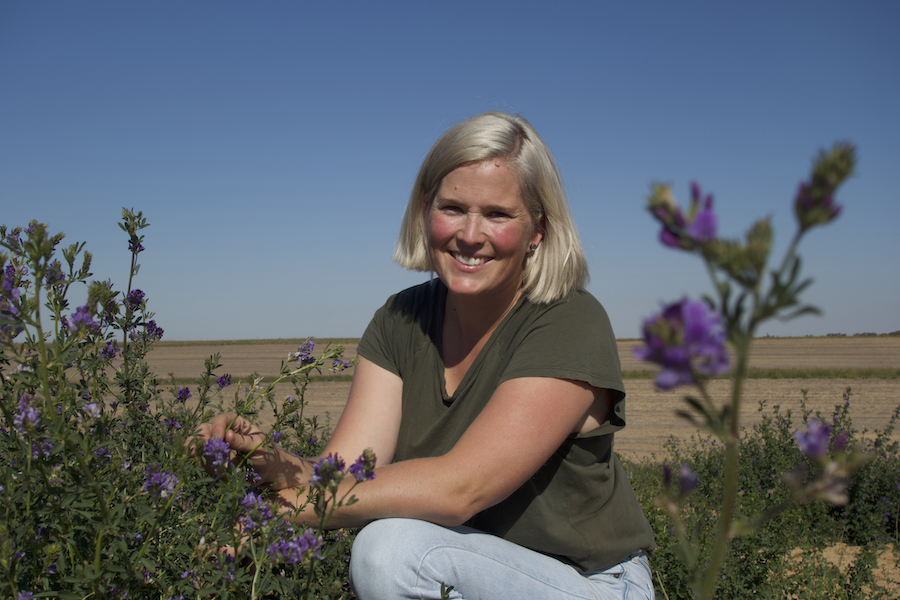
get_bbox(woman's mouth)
[452,252,488,266]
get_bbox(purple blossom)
[129,320,164,343]
[794,418,831,460]
[238,491,275,530]
[679,464,699,495]
[634,298,730,390]
[145,320,164,341]
[267,527,324,565]
[311,453,346,491]
[684,182,718,243]
[32,441,52,459]
[348,449,377,482]
[143,464,179,500]
[13,395,40,434]
[94,447,111,464]
[64,305,99,333]
[17,592,34,600]
[649,182,719,250]
[330,360,351,373]
[129,239,145,254]
[125,289,145,311]
[175,387,192,403]
[99,341,120,360]
[203,437,230,468]
[164,418,182,431]
[289,337,316,365]
[217,374,232,388]
[84,402,101,419]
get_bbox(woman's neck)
[442,287,522,349]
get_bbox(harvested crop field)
[148,336,900,460]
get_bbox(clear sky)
[2,1,897,340]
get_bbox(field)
[147,336,900,460]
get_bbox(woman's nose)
[457,214,485,245]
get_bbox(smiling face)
[427,160,543,306]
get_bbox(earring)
[529,243,538,252]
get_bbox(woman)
[200,111,656,599]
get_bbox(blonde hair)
[393,111,588,303]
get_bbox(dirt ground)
[149,336,900,460]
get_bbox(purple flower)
[311,453,346,491]
[94,447,111,464]
[164,418,182,431]
[84,402,101,419]
[17,592,34,600]
[99,341,120,360]
[648,182,719,250]
[330,360,351,373]
[175,387,192,403]
[679,464,699,495]
[217,374,232,388]
[143,464,179,500]
[203,437,230,468]
[794,419,831,460]
[238,491,275,530]
[126,289,145,311]
[13,395,40,434]
[348,449,377,482]
[267,527,324,565]
[634,298,730,390]
[145,320,164,341]
[64,305,99,333]
[289,337,316,365]
[129,238,144,254]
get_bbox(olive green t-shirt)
[357,279,656,571]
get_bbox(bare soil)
[149,336,900,459]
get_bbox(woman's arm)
[281,375,610,529]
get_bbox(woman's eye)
[489,211,510,219]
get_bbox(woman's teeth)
[453,253,487,266]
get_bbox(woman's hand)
[191,412,311,490]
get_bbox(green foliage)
[0,213,361,599]
[623,391,900,599]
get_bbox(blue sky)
[2,1,897,340]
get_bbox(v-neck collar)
[433,281,526,404]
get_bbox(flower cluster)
[794,418,832,460]
[288,337,316,365]
[634,298,730,390]
[311,453,346,492]
[13,395,40,435]
[0,264,27,343]
[647,182,718,251]
[175,387,192,403]
[143,464,179,500]
[129,320,164,343]
[266,527,323,566]
[330,360,351,373]
[63,305,100,333]
[125,289,145,311]
[348,448,377,482]
[238,491,276,530]
[203,437,230,469]
[216,374,232,388]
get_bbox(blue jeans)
[349,518,654,600]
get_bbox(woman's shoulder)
[380,279,445,319]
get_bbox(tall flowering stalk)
[637,143,866,599]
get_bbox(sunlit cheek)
[428,214,458,247]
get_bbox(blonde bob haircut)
[393,111,589,304]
